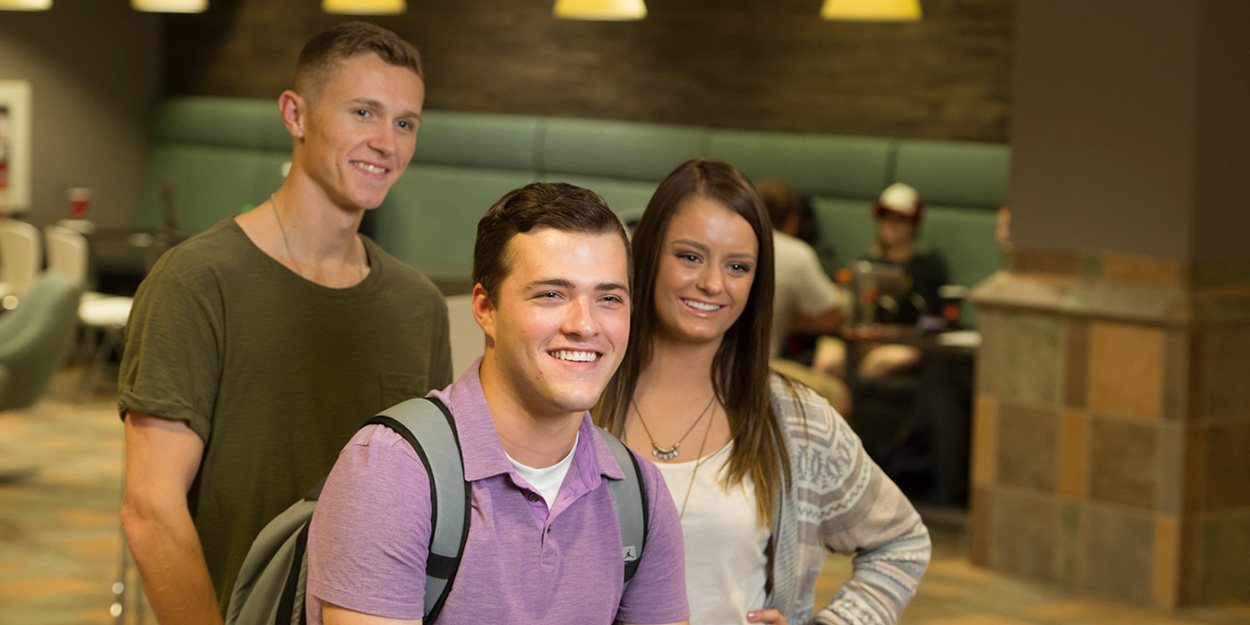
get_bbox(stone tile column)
[970,252,1250,607]
[967,1,1250,608]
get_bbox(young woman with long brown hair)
[598,159,930,625]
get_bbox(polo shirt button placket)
[525,491,552,537]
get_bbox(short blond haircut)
[293,21,422,101]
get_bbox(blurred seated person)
[813,183,949,380]
[755,178,851,416]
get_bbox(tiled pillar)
[969,252,1250,607]
[970,2,1250,607]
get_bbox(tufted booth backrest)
[142,97,1009,306]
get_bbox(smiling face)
[653,194,759,348]
[475,227,631,421]
[289,53,424,211]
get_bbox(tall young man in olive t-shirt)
[118,23,452,625]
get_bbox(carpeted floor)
[2,367,1248,625]
[0,368,125,625]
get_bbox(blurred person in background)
[813,183,949,380]
[754,177,850,416]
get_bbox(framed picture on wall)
[0,80,32,215]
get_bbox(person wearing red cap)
[868,183,948,320]
[813,183,949,380]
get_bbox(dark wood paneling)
[163,0,1012,141]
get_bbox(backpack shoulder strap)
[366,396,468,624]
[595,426,648,589]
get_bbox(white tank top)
[654,442,770,625]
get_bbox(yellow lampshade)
[0,0,52,10]
[554,0,646,21]
[821,0,922,22]
[322,0,406,15]
[131,0,207,12]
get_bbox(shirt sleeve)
[117,258,223,441]
[306,424,432,620]
[615,453,691,625]
[806,397,931,625]
[793,243,841,317]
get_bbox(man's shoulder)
[597,430,668,514]
[352,421,429,465]
[773,230,821,267]
[140,220,250,288]
[772,230,805,254]
[590,428,657,491]
[367,237,445,299]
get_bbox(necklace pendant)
[652,443,679,461]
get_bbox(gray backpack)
[226,396,648,625]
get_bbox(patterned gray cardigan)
[766,374,931,625]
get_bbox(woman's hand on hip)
[746,609,788,624]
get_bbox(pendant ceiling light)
[322,0,406,15]
[554,0,647,21]
[131,0,207,12]
[0,0,52,10]
[821,0,922,21]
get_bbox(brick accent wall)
[161,0,1012,142]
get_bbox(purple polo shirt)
[305,359,688,624]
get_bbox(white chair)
[44,224,90,284]
[44,225,134,399]
[0,219,43,310]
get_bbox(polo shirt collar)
[430,358,626,484]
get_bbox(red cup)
[68,187,91,218]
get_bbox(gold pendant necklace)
[678,402,718,520]
[632,395,715,461]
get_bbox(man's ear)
[278,90,307,140]
[471,283,496,344]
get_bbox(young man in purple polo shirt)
[305,183,690,625]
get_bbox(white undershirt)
[507,432,578,509]
[654,442,770,625]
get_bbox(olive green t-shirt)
[118,218,453,615]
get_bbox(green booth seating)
[0,272,84,411]
[140,97,1010,316]
[143,97,292,231]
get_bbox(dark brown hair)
[473,182,631,303]
[598,159,790,527]
[755,177,809,231]
[294,21,423,100]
